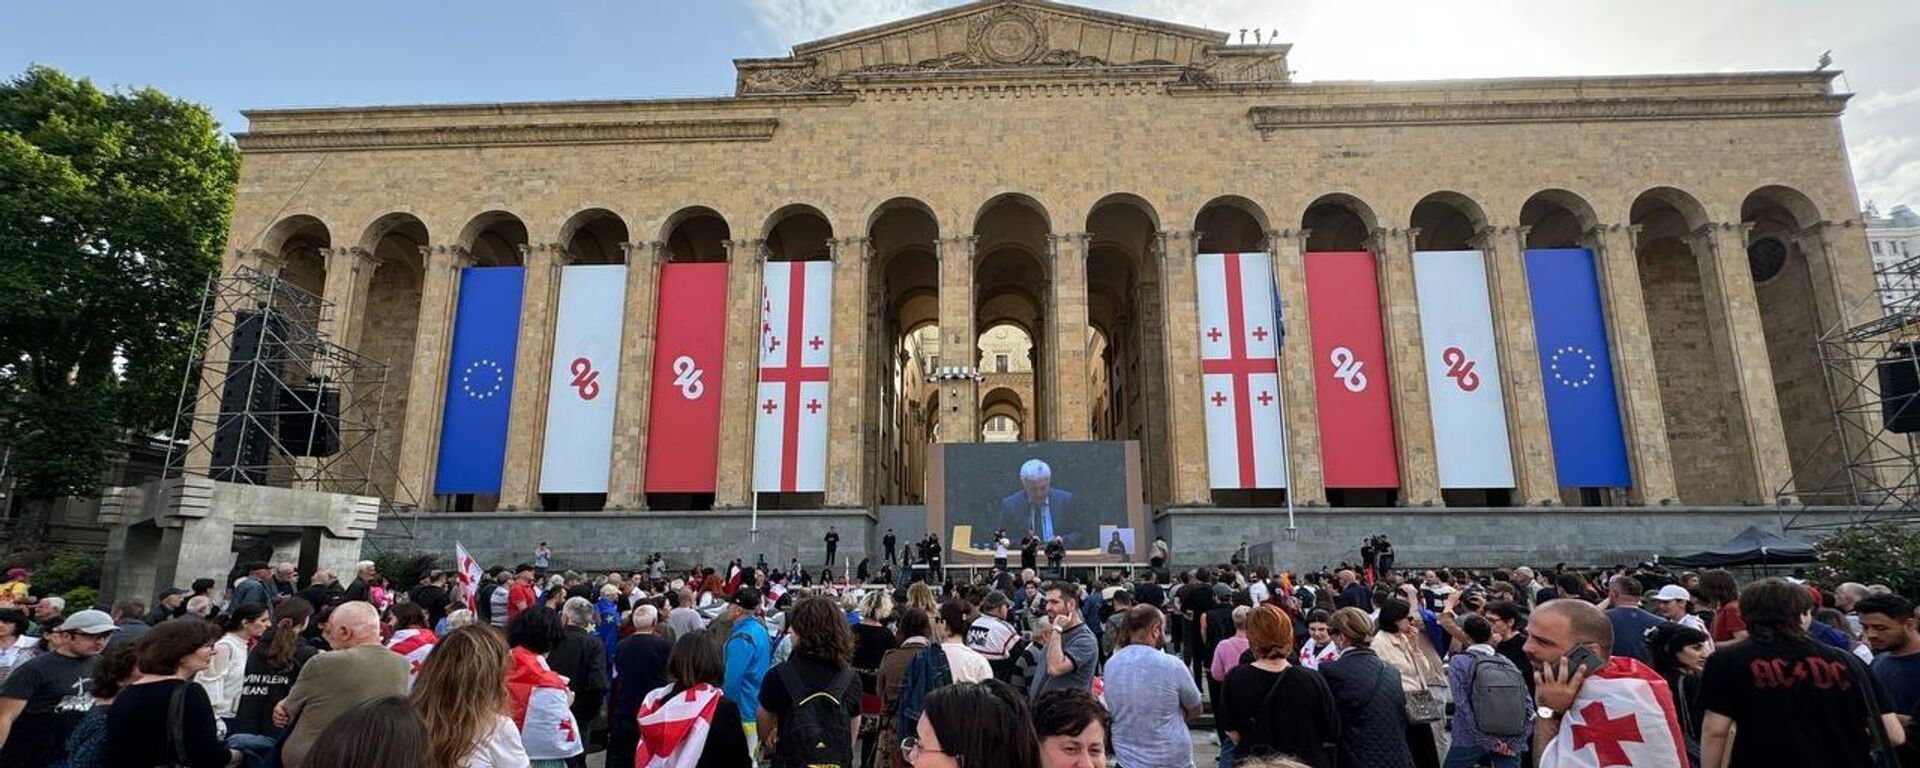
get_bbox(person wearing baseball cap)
[1650,584,1713,646]
[0,609,116,766]
[721,585,771,760]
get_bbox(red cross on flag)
[754,260,833,493]
[1196,252,1288,489]
[1538,657,1687,768]
[454,541,482,612]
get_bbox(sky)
[4,0,1916,210]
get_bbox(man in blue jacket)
[722,586,771,760]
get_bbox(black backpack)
[775,664,857,768]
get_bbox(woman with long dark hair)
[506,607,585,767]
[758,596,863,767]
[904,680,1040,768]
[303,696,426,768]
[411,625,528,768]
[232,597,317,737]
[631,630,750,767]
[1646,621,1710,766]
[197,603,268,725]
[100,619,240,767]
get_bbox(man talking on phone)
[1523,599,1687,767]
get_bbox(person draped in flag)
[1525,599,1687,768]
[635,629,751,768]
[386,603,438,692]
[505,607,586,766]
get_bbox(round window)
[1748,237,1787,284]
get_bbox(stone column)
[1475,226,1558,505]
[936,235,979,443]
[320,247,380,353]
[713,239,767,509]
[395,245,472,509]
[606,242,666,510]
[1156,230,1211,505]
[1689,222,1797,504]
[826,237,873,507]
[1050,233,1092,441]
[1588,225,1677,504]
[1376,228,1443,506]
[498,243,568,511]
[1267,229,1326,505]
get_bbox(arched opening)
[1195,197,1289,508]
[975,195,1051,438]
[440,211,530,512]
[537,209,629,512]
[871,199,940,505]
[981,386,1028,442]
[977,322,1036,444]
[262,214,330,300]
[1087,194,1170,508]
[661,207,730,264]
[1301,194,1396,507]
[1633,188,1754,505]
[646,208,732,512]
[1410,193,1514,508]
[757,206,834,510]
[1743,186,1842,503]
[357,213,427,505]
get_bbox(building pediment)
[735,0,1287,95]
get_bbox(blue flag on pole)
[1523,248,1632,488]
[434,266,526,495]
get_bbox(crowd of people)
[0,541,1918,768]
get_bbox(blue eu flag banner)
[1523,248,1632,488]
[434,266,526,495]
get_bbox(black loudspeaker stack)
[209,311,280,483]
[1879,341,1920,434]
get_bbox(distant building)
[1867,204,1920,307]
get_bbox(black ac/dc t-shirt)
[1699,635,1895,768]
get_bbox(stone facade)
[205,0,1878,566]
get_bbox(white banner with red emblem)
[1196,252,1288,489]
[753,260,833,493]
[1412,251,1514,489]
[538,264,627,494]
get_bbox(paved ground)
[582,728,1224,766]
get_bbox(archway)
[1743,186,1843,502]
[1301,194,1397,507]
[757,206,834,510]
[975,195,1051,438]
[1410,192,1514,508]
[981,386,1028,442]
[871,199,940,504]
[1087,194,1170,506]
[356,213,428,505]
[1632,188,1754,504]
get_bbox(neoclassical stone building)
[198,0,1875,568]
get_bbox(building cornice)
[1248,93,1847,136]
[233,116,782,153]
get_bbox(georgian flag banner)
[1304,252,1400,488]
[1537,657,1688,768]
[644,263,728,493]
[454,541,481,613]
[538,264,627,494]
[753,260,833,493]
[1413,251,1516,488]
[1196,252,1287,489]
[1524,248,1632,487]
[433,267,525,495]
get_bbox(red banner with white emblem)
[1305,252,1399,488]
[643,263,727,493]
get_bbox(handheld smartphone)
[1554,645,1606,679]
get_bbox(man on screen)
[998,459,1090,548]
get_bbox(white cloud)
[1858,86,1920,115]
[743,0,945,46]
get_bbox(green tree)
[0,65,238,514]
[1812,524,1920,598]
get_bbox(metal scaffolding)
[1783,252,1920,530]
[163,266,413,510]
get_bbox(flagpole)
[1269,250,1297,541]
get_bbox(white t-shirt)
[941,641,995,683]
[995,539,1009,559]
[464,714,532,768]
[965,614,1022,660]
[1247,580,1270,605]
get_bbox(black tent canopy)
[1664,526,1817,568]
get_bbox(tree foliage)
[1812,524,1920,598]
[0,65,238,500]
